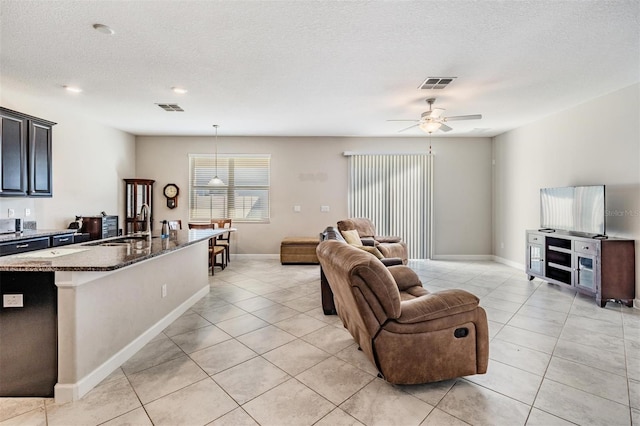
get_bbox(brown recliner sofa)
[319,226,403,315]
[337,218,408,264]
[316,239,489,384]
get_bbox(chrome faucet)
[140,203,151,238]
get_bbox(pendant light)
[208,124,225,186]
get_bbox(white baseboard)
[430,254,494,261]
[634,299,640,310]
[54,285,210,403]
[491,256,525,271]
[426,255,526,272]
[232,253,279,260]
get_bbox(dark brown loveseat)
[316,239,489,384]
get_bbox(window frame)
[188,153,271,223]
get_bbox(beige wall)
[492,83,640,298]
[1,85,493,258]
[136,136,493,257]
[0,87,136,229]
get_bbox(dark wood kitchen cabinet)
[0,107,55,197]
[0,236,50,256]
[0,271,57,397]
[28,120,54,196]
[0,109,27,195]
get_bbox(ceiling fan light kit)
[388,97,482,134]
[419,121,442,133]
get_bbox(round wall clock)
[163,183,179,209]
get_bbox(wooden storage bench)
[280,237,320,264]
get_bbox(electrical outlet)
[293,205,301,212]
[3,294,24,308]
[8,209,15,218]
[320,205,330,212]
[161,284,167,298]
[25,208,31,217]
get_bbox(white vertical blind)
[189,154,271,222]
[348,154,432,259]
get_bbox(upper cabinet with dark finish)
[0,107,56,197]
[0,110,27,195]
[29,120,53,196]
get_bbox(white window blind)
[348,154,432,259]
[189,154,270,222]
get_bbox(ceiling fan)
[388,98,482,133]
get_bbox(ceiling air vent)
[419,77,457,90]
[156,103,184,112]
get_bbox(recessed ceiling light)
[172,87,188,94]
[93,23,115,35]
[63,85,82,93]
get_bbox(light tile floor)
[1,258,639,425]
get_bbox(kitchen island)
[0,228,231,403]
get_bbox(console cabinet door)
[526,232,545,279]
[573,253,597,295]
[0,112,28,196]
[528,243,544,276]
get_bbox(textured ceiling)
[1,0,638,137]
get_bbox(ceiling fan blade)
[439,123,453,132]
[444,114,482,122]
[397,123,420,132]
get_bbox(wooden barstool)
[188,223,226,275]
[212,219,232,264]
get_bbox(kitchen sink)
[86,235,157,246]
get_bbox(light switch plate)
[3,294,24,308]
[321,205,330,212]
[293,205,301,212]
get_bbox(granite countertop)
[0,229,77,243]
[0,228,234,272]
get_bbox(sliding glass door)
[347,154,432,259]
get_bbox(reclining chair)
[316,239,489,384]
[337,218,408,264]
[319,226,402,315]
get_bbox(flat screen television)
[540,185,605,236]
